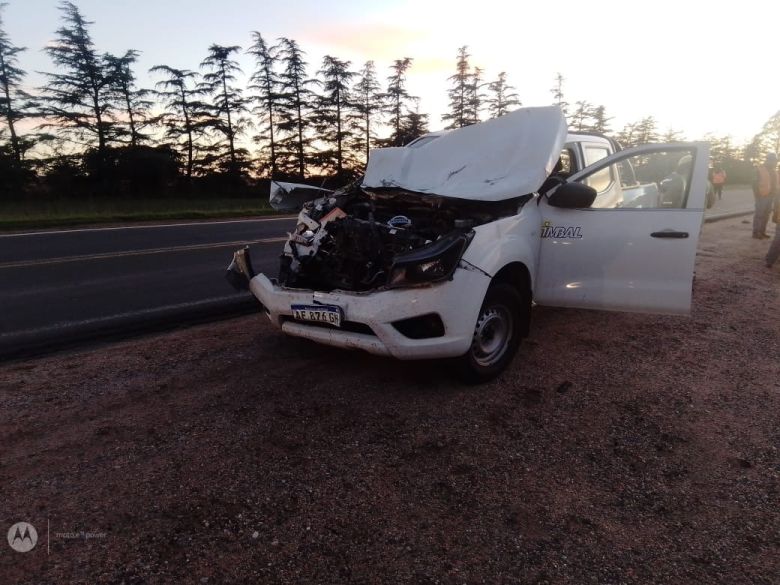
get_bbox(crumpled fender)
[461,205,541,289]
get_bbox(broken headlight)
[388,231,473,288]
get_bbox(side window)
[583,146,613,194]
[540,147,579,195]
[559,148,576,174]
[576,148,697,209]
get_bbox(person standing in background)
[753,153,778,239]
[711,164,727,200]
[765,195,780,267]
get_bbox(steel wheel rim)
[471,304,513,367]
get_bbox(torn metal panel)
[362,106,567,201]
[269,181,333,212]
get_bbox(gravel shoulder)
[1,216,778,584]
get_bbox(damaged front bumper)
[247,267,492,360]
[225,247,256,291]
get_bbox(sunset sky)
[3,0,778,144]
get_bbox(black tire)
[455,282,528,384]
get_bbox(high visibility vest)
[757,166,778,197]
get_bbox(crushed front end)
[278,186,513,292]
[230,186,524,360]
[226,106,567,359]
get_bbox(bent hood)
[362,106,567,201]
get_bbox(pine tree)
[150,65,208,179]
[742,136,762,165]
[464,66,484,126]
[635,116,659,145]
[570,101,593,131]
[550,72,568,116]
[590,105,611,134]
[750,111,780,161]
[351,60,382,166]
[706,134,737,163]
[274,37,316,179]
[199,44,249,176]
[0,2,29,166]
[442,46,470,129]
[384,57,414,147]
[313,55,357,179]
[661,127,684,143]
[569,103,610,133]
[396,97,429,146]
[247,32,279,178]
[617,116,659,148]
[104,50,152,147]
[616,122,639,149]
[39,1,114,176]
[486,71,520,119]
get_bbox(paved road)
[0,186,756,359]
[706,185,754,217]
[0,216,296,357]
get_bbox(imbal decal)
[540,220,582,239]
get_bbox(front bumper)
[225,247,256,291]
[249,267,491,360]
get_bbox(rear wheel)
[455,282,527,383]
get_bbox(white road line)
[0,237,287,270]
[0,215,297,238]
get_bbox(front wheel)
[455,282,527,383]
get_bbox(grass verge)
[0,197,282,231]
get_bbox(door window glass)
[577,149,697,209]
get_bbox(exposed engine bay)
[279,186,529,292]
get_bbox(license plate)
[291,304,343,327]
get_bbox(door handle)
[651,230,689,239]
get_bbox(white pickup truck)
[228,106,709,382]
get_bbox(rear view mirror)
[547,182,597,208]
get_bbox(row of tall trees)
[0,0,34,182]
[1,2,777,197]
[550,71,778,182]
[0,1,434,194]
[441,46,521,129]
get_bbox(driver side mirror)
[547,182,597,209]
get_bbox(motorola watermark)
[7,520,107,554]
[7,522,38,553]
[54,529,106,541]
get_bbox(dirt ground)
[1,216,778,584]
